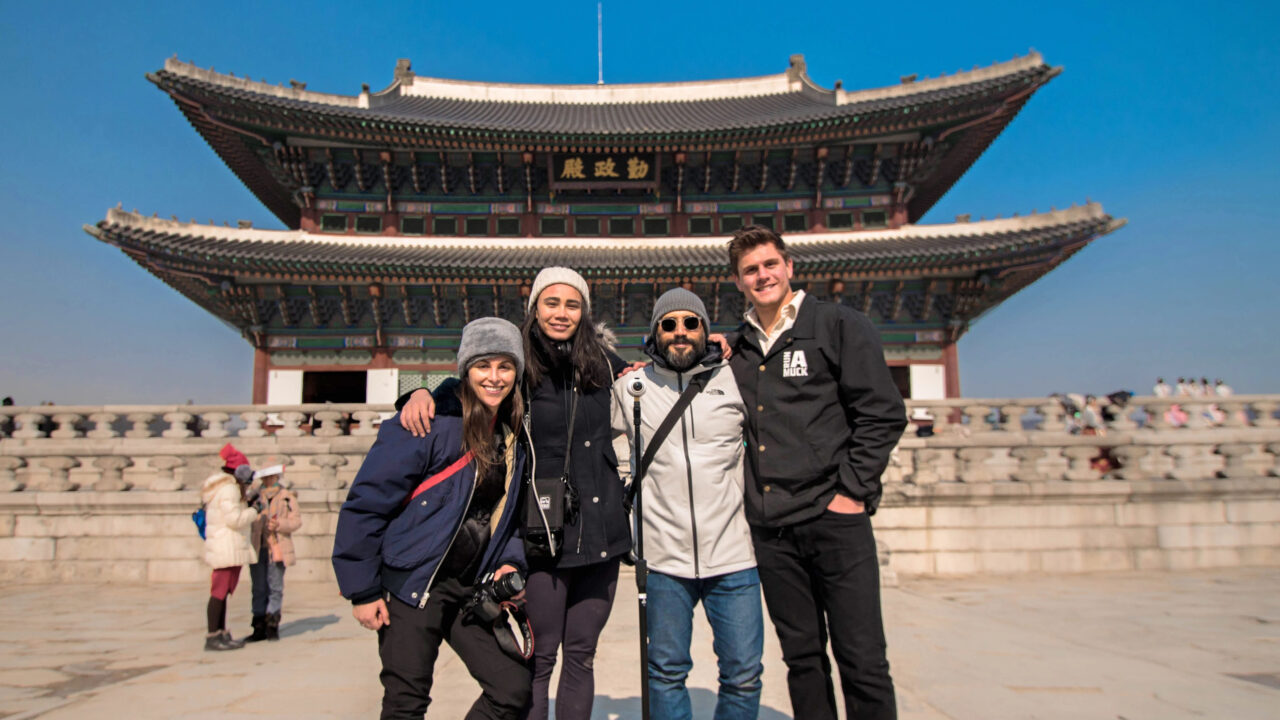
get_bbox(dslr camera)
[465,570,525,624]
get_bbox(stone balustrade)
[1,397,1277,583]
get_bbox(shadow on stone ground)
[0,569,1277,719]
[279,614,340,639]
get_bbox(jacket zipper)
[677,372,701,579]
[418,471,477,609]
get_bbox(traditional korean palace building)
[86,52,1123,405]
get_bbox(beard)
[660,336,705,372]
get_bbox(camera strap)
[492,601,535,660]
[624,371,710,511]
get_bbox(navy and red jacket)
[332,392,527,608]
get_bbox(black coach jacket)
[728,294,907,526]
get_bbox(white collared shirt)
[744,290,806,355]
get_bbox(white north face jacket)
[611,358,755,580]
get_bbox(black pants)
[751,510,896,720]
[378,578,532,720]
[523,557,620,720]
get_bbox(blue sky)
[0,1,1276,404]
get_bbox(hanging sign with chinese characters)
[552,153,658,189]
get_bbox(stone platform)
[1,568,1276,719]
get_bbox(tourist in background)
[399,267,631,720]
[1153,378,1171,397]
[245,462,302,643]
[333,317,531,720]
[201,444,259,651]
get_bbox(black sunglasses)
[660,316,701,332]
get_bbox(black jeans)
[751,510,896,720]
[377,578,532,720]
[523,557,620,720]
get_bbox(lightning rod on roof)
[597,2,604,85]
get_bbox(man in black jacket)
[725,225,907,720]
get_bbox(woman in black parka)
[399,267,629,720]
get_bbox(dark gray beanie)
[457,317,525,378]
[651,288,710,333]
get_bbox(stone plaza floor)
[0,568,1276,719]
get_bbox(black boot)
[266,612,281,641]
[245,614,268,643]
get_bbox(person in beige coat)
[245,464,302,642]
[202,444,259,651]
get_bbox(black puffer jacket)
[520,335,631,569]
[397,336,630,570]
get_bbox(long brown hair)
[458,360,524,480]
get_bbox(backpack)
[192,506,207,539]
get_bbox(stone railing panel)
[2,398,1279,582]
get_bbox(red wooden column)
[942,343,961,398]
[252,348,270,404]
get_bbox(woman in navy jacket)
[400,268,629,720]
[333,317,531,720]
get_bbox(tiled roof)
[86,204,1123,282]
[151,53,1054,137]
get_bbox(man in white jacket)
[611,288,763,720]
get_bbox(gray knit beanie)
[527,267,590,313]
[651,287,710,333]
[457,317,525,378]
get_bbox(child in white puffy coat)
[201,444,259,651]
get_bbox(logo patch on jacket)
[782,350,809,378]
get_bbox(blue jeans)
[249,551,285,616]
[646,568,764,720]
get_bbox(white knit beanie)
[527,267,590,313]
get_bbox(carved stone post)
[1166,444,1215,481]
[1268,443,1280,477]
[1183,402,1212,430]
[239,411,268,438]
[50,413,85,439]
[999,404,1023,432]
[277,411,307,438]
[956,447,992,483]
[37,456,81,491]
[125,412,157,439]
[1218,401,1248,429]
[1216,443,1269,479]
[877,539,898,588]
[313,410,345,438]
[1038,402,1067,432]
[12,413,47,439]
[161,412,195,439]
[1062,446,1101,482]
[1109,405,1138,431]
[92,456,133,491]
[1109,446,1149,480]
[963,405,994,434]
[352,411,382,437]
[149,456,187,491]
[202,412,231,439]
[312,454,350,490]
[1009,447,1046,482]
[0,457,26,491]
[1251,401,1279,428]
[87,412,120,439]
[903,448,935,485]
